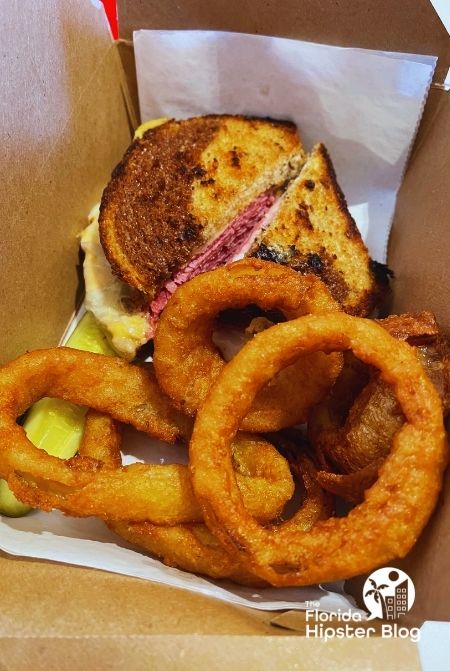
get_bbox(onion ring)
[0,348,188,466]
[78,409,123,469]
[308,312,450,502]
[79,413,260,584]
[111,448,329,585]
[9,436,294,524]
[189,312,447,586]
[110,520,263,585]
[78,412,258,583]
[7,385,295,524]
[310,377,404,503]
[153,259,342,432]
[76,411,326,584]
[311,377,404,476]
[79,420,262,585]
[316,463,381,504]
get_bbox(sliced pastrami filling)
[148,190,279,337]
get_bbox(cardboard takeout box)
[0,0,449,667]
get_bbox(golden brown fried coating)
[189,313,447,586]
[10,431,294,524]
[0,348,188,488]
[77,412,297,585]
[316,463,381,505]
[154,259,342,432]
[308,311,450,503]
[110,447,329,586]
[110,520,264,586]
[313,378,404,476]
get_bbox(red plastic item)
[101,0,118,39]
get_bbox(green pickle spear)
[0,311,116,517]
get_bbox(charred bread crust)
[99,117,219,297]
[99,115,303,298]
[249,143,391,316]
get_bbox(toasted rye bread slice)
[248,143,390,315]
[99,115,305,298]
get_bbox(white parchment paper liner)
[135,30,436,262]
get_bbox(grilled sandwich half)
[99,115,306,333]
[248,143,390,316]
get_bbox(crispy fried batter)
[77,412,293,585]
[379,311,450,412]
[377,311,441,343]
[0,349,188,461]
[309,311,450,502]
[8,385,294,524]
[110,521,264,586]
[112,449,328,586]
[313,377,405,475]
[189,312,447,586]
[316,463,381,505]
[153,259,343,432]
[10,432,295,525]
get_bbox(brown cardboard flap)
[394,462,450,624]
[115,39,140,129]
[389,92,450,333]
[118,0,449,83]
[0,0,131,364]
[0,555,275,637]
[0,637,421,671]
[377,87,450,622]
[0,633,421,671]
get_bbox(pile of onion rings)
[309,311,450,503]
[0,350,296,527]
[153,259,343,432]
[78,411,327,584]
[189,312,447,586]
[0,350,328,581]
[0,261,447,587]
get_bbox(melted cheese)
[134,117,169,139]
[80,204,149,360]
